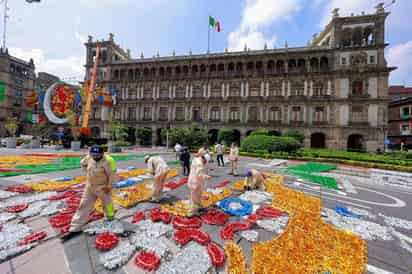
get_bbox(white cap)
[144,155,151,163]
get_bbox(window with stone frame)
[248,106,258,121]
[129,88,137,99]
[229,107,240,121]
[114,109,121,120]
[249,82,260,97]
[351,80,364,96]
[128,107,136,121]
[401,106,411,116]
[143,89,152,99]
[313,81,326,96]
[229,83,240,97]
[350,105,367,122]
[313,106,326,122]
[193,85,203,98]
[291,81,304,96]
[400,124,411,135]
[192,107,202,121]
[159,89,169,99]
[211,83,221,98]
[210,107,220,121]
[175,88,185,98]
[159,107,168,121]
[270,81,282,97]
[175,107,185,121]
[290,106,303,121]
[143,107,152,121]
[269,107,282,121]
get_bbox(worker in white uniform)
[144,155,169,202]
[187,154,211,216]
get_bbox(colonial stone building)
[86,4,394,152]
[0,48,36,137]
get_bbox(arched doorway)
[233,129,241,146]
[156,128,164,146]
[311,133,326,149]
[246,130,254,136]
[347,134,364,152]
[208,129,219,145]
[91,127,101,138]
[268,130,281,136]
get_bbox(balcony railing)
[401,130,411,136]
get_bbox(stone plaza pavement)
[0,148,411,274]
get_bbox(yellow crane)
[80,45,100,136]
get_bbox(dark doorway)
[311,133,326,149]
[347,134,364,152]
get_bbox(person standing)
[179,147,191,176]
[61,145,117,241]
[229,143,239,176]
[215,142,225,167]
[144,155,169,202]
[244,169,266,191]
[187,154,211,216]
[174,143,183,160]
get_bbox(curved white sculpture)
[43,81,69,124]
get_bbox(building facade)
[86,5,394,152]
[0,48,36,137]
[388,87,412,150]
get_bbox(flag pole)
[207,16,210,54]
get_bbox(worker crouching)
[61,145,117,241]
[144,155,169,202]
[244,169,266,191]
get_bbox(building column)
[241,82,244,97]
[152,86,156,100]
[287,81,291,97]
[169,86,172,99]
[245,81,249,97]
[190,84,193,98]
[203,84,207,97]
[221,83,225,98]
[207,83,211,97]
[281,81,285,97]
[185,84,189,98]
[260,81,265,97]
[226,82,230,97]
[265,81,269,97]
[327,79,332,95]
[304,80,308,96]
[309,80,313,96]
[172,85,176,98]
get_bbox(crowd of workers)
[61,143,264,241]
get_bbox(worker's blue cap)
[90,145,104,156]
[246,170,252,177]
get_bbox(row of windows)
[111,57,330,81]
[113,106,331,123]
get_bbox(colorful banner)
[0,82,5,102]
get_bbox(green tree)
[283,130,305,144]
[136,128,152,145]
[161,124,208,148]
[217,128,237,145]
[5,117,19,137]
[108,117,128,142]
[250,129,269,136]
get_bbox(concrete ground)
[0,148,411,274]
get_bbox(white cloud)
[228,0,300,51]
[387,40,412,85]
[9,47,84,82]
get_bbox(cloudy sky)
[5,0,412,85]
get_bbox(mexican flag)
[209,16,221,32]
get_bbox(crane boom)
[81,45,100,131]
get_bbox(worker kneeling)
[244,169,266,191]
[61,145,117,241]
[144,155,169,202]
